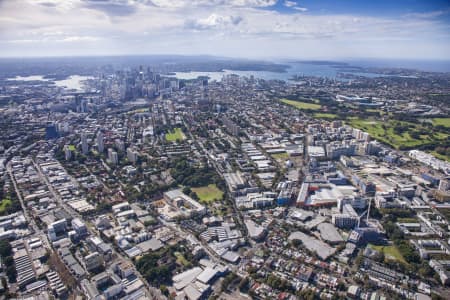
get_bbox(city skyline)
[1,3,450,298]
[0,0,449,60]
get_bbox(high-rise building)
[127,148,138,163]
[108,148,118,165]
[80,100,88,113]
[72,218,88,237]
[438,179,449,192]
[84,252,103,271]
[97,131,104,153]
[81,133,89,155]
[64,145,72,161]
[115,139,125,152]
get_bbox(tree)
[1,276,7,291]
[182,186,191,195]
[238,277,249,292]
[221,273,237,292]
[297,288,318,300]
[373,251,385,263]
[3,256,14,267]
[0,240,12,258]
[6,265,16,282]
[291,239,302,247]
[160,284,168,296]
[418,262,434,278]
[96,202,112,213]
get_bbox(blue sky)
[0,0,449,60]
[274,0,450,16]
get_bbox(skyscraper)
[81,133,89,155]
[108,148,118,165]
[127,148,138,163]
[64,145,72,161]
[97,131,104,153]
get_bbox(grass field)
[68,145,76,151]
[347,118,449,150]
[433,118,450,128]
[127,108,149,114]
[165,128,185,142]
[369,244,406,264]
[313,113,338,119]
[431,151,450,162]
[174,252,190,267]
[192,184,223,204]
[0,199,12,213]
[280,99,321,110]
[397,217,418,223]
[271,152,289,161]
[366,108,382,113]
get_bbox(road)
[32,158,166,300]
[158,217,246,277]
[7,162,51,250]
[183,119,248,237]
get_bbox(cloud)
[284,0,307,12]
[0,0,448,59]
[293,6,307,12]
[151,0,277,8]
[403,10,450,19]
[185,13,243,30]
[283,1,296,8]
[228,0,277,7]
[62,35,101,42]
[82,0,139,16]
[37,2,58,7]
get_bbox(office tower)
[115,139,125,152]
[127,148,138,163]
[108,148,118,165]
[81,133,89,155]
[64,145,72,161]
[97,131,104,153]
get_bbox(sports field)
[280,99,321,110]
[368,244,406,264]
[192,184,223,204]
[313,113,338,119]
[165,128,185,142]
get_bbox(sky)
[0,0,449,60]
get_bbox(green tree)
[3,256,14,267]
[182,186,192,195]
[0,240,12,257]
[6,265,16,282]
[1,276,7,291]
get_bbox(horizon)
[1,54,450,73]
[0,0,449,60]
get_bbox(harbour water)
[166,61,391,82]
[7,75,93,91]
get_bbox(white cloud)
[151,0,277,8]
[284,1,296,8]
[403,10,449,19]
[186,14,243,30]
[0,0,448,59]
[283,0,307,12]
[293,6,307,12]
[62,35,100,42]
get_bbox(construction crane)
[357,198,371,229]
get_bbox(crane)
[357,198,371,229]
